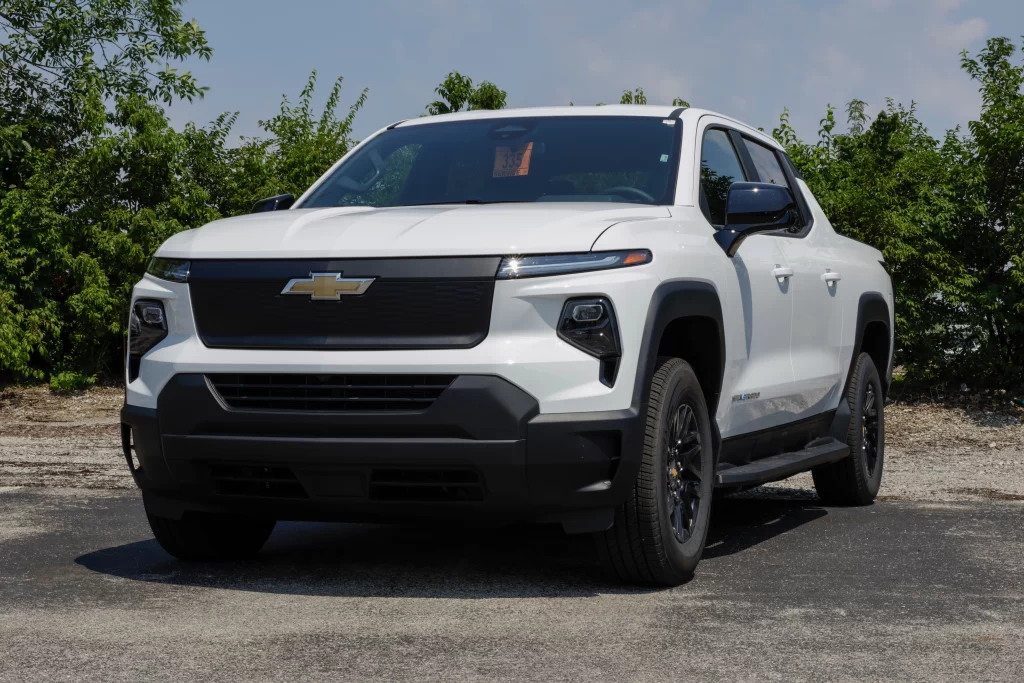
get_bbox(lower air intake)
[369,468,484,502]
[209,463,308,499]
[207,373,457,412]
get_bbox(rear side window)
[743,139,788,187]
[700,129,747,226]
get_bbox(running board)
[715,437,850,488]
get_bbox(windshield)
[299,116,682,208]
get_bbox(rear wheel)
[598,357,714,586]
[813,352,885,505]
[147,509,276,561]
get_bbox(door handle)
[772,266,793,281]
[822,271,842,284]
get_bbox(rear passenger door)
[738,136,844,418]
[696,118,796,437]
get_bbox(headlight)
[127,300,168,383]
[558,297,621,386]
[496,250,651,279]
[147,257,190,283]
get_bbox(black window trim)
[696,115,815,238]
[738,134,815,238]
[697,124,749,228]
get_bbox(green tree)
[229,71,368,212]
[944,37,1024,381]
[426,71,506,114]
[618,89,689,106]
[0,0,211,181]
[0,63,367,383]
[0,95,225,381]
[620,87,647,104]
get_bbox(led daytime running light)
[497,250,651,280]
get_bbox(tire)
[813,351,885,506]
[597,357,714,586]
[147,510,276,561]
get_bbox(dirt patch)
[885,401,1024,451]
[0,385,123,433]
[944,487,1024,502]
[0,386,129,489]
[1,385,1023,501]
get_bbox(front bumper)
[121,374,644,532]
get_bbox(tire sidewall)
[850,355,885,497]
[653,362,714,575]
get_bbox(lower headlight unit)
[127,300,168,383]
[558,297,620,386]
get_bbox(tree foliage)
[618,88,690,107]
[0,1,368,383]
[0,0,211,181]
[426,71,506,115]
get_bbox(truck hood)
[156,203,670,259]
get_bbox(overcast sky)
[167,0,1023,143]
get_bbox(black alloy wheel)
[862,380,881,476]
[666,403,703,543]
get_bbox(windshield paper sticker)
[493,142,533,177]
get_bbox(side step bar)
[715,437,850,488]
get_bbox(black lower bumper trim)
[120,373,645,531]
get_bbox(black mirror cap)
[251,194,296,213]
[716,182,799,257]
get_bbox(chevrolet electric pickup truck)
[121,105,893,585]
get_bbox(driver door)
[696,119,797,437]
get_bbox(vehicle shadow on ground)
[75,495,828,598]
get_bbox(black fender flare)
[829,291,891,442]
[632,279,726,458]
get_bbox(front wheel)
[598,357,714,586]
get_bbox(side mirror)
[714,182,799,257]
[251,194,295,213]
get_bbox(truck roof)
[396,104,686,126]
[392,105,779,150]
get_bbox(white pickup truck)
[122,105,894,585]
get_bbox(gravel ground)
[2,384,1022,502]
[0,386,128,490]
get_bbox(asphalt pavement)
[1,487,1021,682]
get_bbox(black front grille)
[208,373,457,412]
[188,258,499,350]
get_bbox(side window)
[743,139,788,187]
[700,129,747,226]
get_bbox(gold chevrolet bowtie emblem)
[281,273,375,301]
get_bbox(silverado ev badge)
[281,273,374,301]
